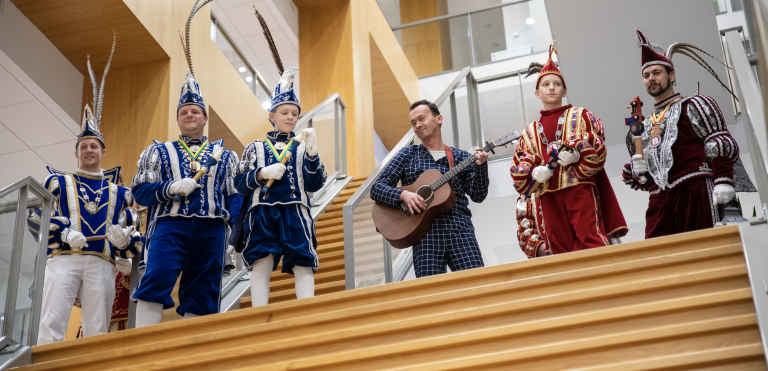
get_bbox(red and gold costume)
[511,43,627,255]
[621,30,755,239]
[516,195,547,258]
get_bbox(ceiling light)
[239,67,246,73]
[526,18,534,25]
[262,101,271,110]
[245,76,253,82]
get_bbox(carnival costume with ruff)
[131,0,243,317]
[622,29,755,239]
[511,42,627,256]
[26,35,143,344]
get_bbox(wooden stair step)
[332,195,351,204]
[20,226,761,371]
[317,211,343,222]
[240,280,346,308]
[317,233,344,245]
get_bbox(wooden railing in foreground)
[14,225,765,370]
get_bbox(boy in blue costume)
[131,1,242,326]
[33,35,142,344]
[235,66,326,306]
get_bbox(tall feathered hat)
[254,6,300,125]
[525,41,566,90]
[635,29,736,99]
[177,0,212,115]
[79,34,116,148]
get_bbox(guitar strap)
[444,145,454,169]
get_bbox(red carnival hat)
[535,41,566,89]
[636,29,673,73]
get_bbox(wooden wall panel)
[95,60,171,181]
[370,36,413,150]
[208,107,245,157]
[399,0,444,76]
[296,0,418,175]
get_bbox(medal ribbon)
[651,96,684,125]
[177,140,209,162]
[266,139,294,162]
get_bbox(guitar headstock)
[624,96,645,136]
[484,130,521,154]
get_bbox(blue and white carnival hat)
[269,66,300,115]
[78,34,116,148]
[78,105,104,147]
[178,70,206,114]
[177,0,213,115]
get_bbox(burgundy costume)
[622,30,755,239]
[512,43,627,256]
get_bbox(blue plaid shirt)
[370,144,489,231]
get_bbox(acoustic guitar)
[372,130,521,248]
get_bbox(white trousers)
[38,255,115,345]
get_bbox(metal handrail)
[724,30,768,216]
[294,93,348,178]
[0,176,54,348]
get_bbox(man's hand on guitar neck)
[474,147,489,165]
[400,191,426,215]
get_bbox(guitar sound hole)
[417,186,434,205]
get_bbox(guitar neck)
[430,143,492,190]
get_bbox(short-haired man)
[31,37,142,343]
[622,30,755,238]
[131,5,242,325]
[370,100,489,278]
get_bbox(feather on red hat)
[535,41,566,89]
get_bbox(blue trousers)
[242,203,318,275]
[132,217,225,316]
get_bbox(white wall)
[0,1,82,189]
[544,0,737,148]
[0,1,82,123]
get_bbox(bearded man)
[622,29,755,238]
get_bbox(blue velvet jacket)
[234,131,326,208]
[27,168,142,264]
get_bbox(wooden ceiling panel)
[11,0,168,75]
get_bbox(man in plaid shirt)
[370,100,490,278]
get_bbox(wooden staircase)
[239,174,369,307]
[16,225,766,370]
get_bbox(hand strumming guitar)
[400,191,426,215]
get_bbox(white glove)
[169,178,201,196]
[259,163,286,181]
[556,149,580,166]
[516,198,526,217]
[713,184,736,205]
[62,228,88,251]
[300,128,318,157]
[107,225,134,249]
[115,257,132,275]
[226,244,235,255]
[532,166,553,183]
[631,154,649,184]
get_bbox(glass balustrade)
[391,0,552,77]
